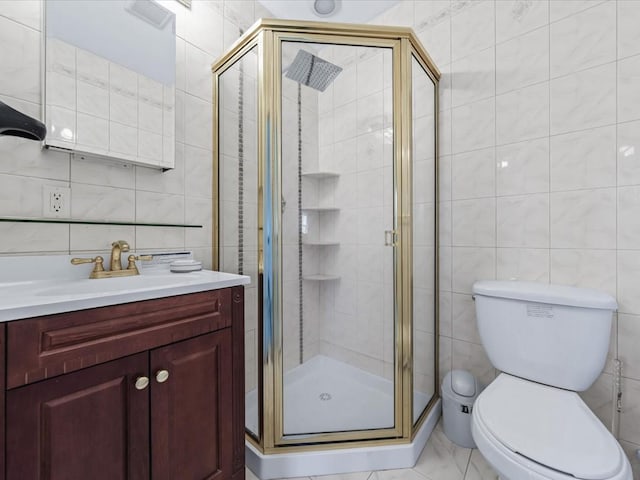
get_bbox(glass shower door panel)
[411,56,437,424]
[280,41,395,436]
[218,47,260,438]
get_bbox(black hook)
[0,100,46,141]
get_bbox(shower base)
[245,355,441,479]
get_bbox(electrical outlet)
[42,186,71,218]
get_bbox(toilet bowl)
[471,374,631,480]
[470,280,632,480]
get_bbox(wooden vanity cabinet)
[150,329,233,480]
[1,285,245,480]
[0,328,5,480]
[7,352,151,480]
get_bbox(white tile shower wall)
[367,0,640,471]
[280,50,322,372]
[0,0,269,262]
[313,45,394,378]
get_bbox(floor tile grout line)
[462,447,473,479]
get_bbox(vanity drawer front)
[7,288,232,389]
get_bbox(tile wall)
[369,0,640,469]
[313,45,397,378]
[281,43,322,373]
[0,0,270,262]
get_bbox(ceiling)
[256,0,400,24]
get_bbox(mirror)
[44,0,176,170]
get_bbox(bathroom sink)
[35,273,202,296]
[0,281,43,297]
[0,254,249,322]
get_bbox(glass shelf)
[302,274,340,281]
[0,217,202,228]
[301,171,339,179]
[301,207,339,212]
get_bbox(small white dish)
[170,260,202,273]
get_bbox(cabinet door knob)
[135,376,150,390]
[155,369,170,383]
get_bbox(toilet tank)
[472,280,617,392]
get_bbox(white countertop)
[0,255,250,322]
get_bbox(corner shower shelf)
[302,274,340,281]
[302,241,340,246]
[301,207,339,212]
[301,171,340,180]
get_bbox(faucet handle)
[71,256,105,274]
[126,254,152,272]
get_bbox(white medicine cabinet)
[43,0,176,170]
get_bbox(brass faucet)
[71,240,152,279]
[110,240,129,271]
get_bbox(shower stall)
[213,19,440,478]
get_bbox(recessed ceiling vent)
[313,0,341,17]
[126,0,173,29]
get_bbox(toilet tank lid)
[472,280,617,310]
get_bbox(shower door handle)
[384,230,397,247]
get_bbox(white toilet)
[470,280,632,480]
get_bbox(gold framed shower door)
[212,18,440,454]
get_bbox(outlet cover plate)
[42,186,71,218]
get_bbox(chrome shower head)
[284,49,342,92]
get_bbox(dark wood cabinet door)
[0,326,5,480]
[151,330,233,480]
[6,352,150,480]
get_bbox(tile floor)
[245,420,499,480]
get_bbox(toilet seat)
[471,374,631,480]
